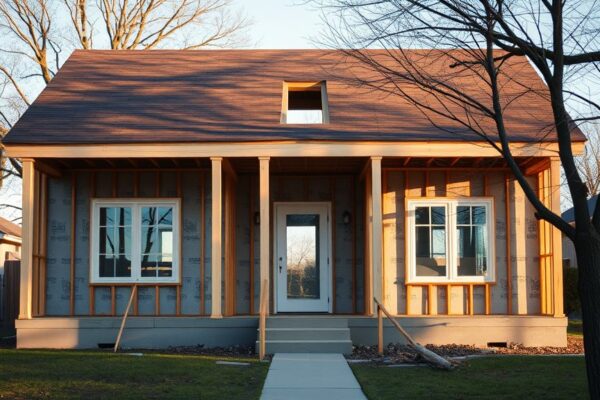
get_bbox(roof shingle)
[2,49,586,144]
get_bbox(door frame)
[273,201,333,314]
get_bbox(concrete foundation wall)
[16,315,567,349]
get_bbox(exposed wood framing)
[19,159,35,319]
[210,157,223,318]
[224,162,237,316]
[352,174,357,314]
[259,157,270,317]
[505,173,512,315]
[70,173,77,316]
[200,172,206,315]
[249,175,255,314]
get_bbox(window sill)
[89,282,181,287]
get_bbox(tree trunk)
[574,228,600,398]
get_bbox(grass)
[352,356,588,400]
[0,349,269,400]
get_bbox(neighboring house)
[0,217,21,274]
[561,195,598,268]
[2,50,585,351]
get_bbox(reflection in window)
[286,214,320,299]
[415,206,447,277]
[98,207,132,277]
[456,205,488,276]
[141,207,173,278]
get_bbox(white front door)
[275,202,331,313]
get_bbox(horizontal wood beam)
[5,141,584,159]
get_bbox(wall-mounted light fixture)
[254,212,260,225]
[342,211,352,225]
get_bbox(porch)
[17,148,564,322]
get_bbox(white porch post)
[259,157,270,313]
[19,159,35,320]
[210,157,223,318]
[371,156,383,315]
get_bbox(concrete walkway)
[260,353,367,400]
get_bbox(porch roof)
[3,49,585,145]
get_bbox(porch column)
[371,156,383,314]
[259,157,270,312]
[19,159,35,319]
[210,157,223,318]
[550,157,564,317]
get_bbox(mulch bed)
[348,336,584,364]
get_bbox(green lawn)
[352,356,588,400]
[0,349,269,400]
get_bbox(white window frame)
[90,198,180,284]
[406,198,495,284]
[280,81,330,124]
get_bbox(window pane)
[142,207,157,225]
[286,214,320,299]
[456,206,470,224]
[157,254,173,277]
[141,226,158,254]
[431,207,445,224]
[115,207,131,226]
[472,206,486,225]
[415,207,429,224]
[114,226,132,255]
[457,225,487,276]
[141,254,158,277]
[115,255,132,277]
[99,226,115,254]
[99,254,115,277]
[158,228,173,260]
[157,207,173,225]
[100,207,116,226]
[415,226,446,277]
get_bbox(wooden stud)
[405,284,411,315]
[331,176,337,312]
[550,158,563,316]
[155,286,160,315]
[468,284,474,315]
[377,305,384,355]
[249,175,255,314]
[446,284,451,315]
[176,172,182,316]
[133,286,138,316]
[371,157,383,315]
[111,286,116,316]
[133,171,140,197]
[427,285,434,315]
[351,174,357,314]
[200,172,206,315]
[70,173,77,316]
[259,157,270,318]
[39,172,48,316]
[112,171,118,197]
[485,284,491,315]
[505,173,512,315]
[155,171,161,197]
[210,157,223,318]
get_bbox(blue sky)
[243,1,323,48]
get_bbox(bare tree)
[0,0,245,216]
[577,124,600,197]
[316,0,600,395]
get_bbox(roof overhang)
[4,140,585,159]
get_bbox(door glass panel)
[286,214,320,299]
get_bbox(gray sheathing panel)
[334,176,354,313]
[490,172,509,314]
[235,175,251,315]
[524,176,541,314]
[203,176,213,315]
[355,179,366,314]
[74,172,91,315]
[45,174,73,315]
[180,172,203,315]
[44,170,212,317]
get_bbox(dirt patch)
[349,336,584,364]
[152,344,259,358]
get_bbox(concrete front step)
[257,317,352,354]
[256,340,353,354]
[266,317,349,329]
